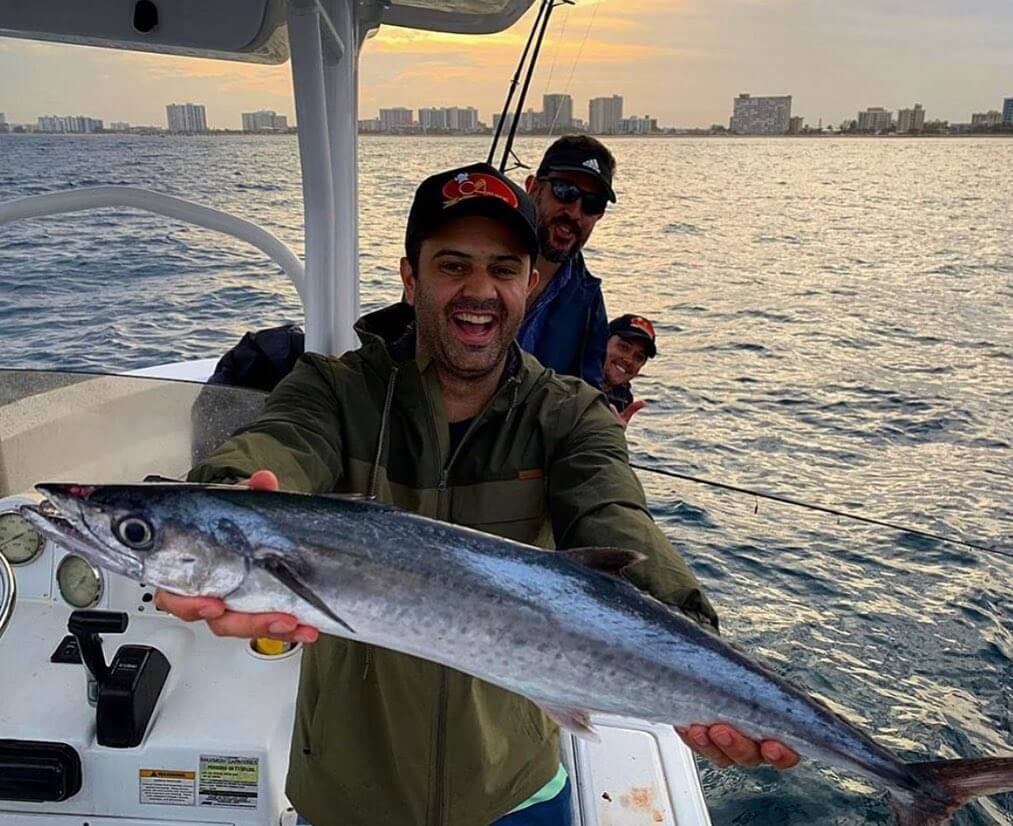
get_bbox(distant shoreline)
[4,131,1013,139]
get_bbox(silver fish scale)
[216,491,917,794]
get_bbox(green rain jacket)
[189,303,718,826]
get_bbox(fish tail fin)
[891,757,1013,826]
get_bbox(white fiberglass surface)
[0,369,266,498]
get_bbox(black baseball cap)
[405,162,539,262]
[609,314,658,358]
[537,146,616,202]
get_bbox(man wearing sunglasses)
[519,135,616,389]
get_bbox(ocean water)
[0,134,1011,824]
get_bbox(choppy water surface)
[1,135,1011,823]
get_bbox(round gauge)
[0,552,14,638]
[57,555,103,609]
[0,511,45,566]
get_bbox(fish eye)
[115,516,154,550]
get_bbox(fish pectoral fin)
[559,547,647,578]
[536,703,601,743]
[255,553,355,635]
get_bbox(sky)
[1,0,1012,130]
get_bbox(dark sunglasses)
[539,177,608,216]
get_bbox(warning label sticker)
[139,769,196,806]
[198,755,260,808]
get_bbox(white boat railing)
[0,185,307,303]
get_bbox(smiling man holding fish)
[153,162,797,825]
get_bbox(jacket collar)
[565,250,601,289]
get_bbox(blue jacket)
[517,253,608,389]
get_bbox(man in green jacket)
[158,162,797,825]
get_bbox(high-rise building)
[619,115,656,134]
[971,111,1002,127]
[1003,98,1013,126]
[417,108,448,132]
[37,115,104,133]
[166,103,208,132]
[453,107,480,131]
[379,107,413,132]
[241,110,288,132]
[589,96,623,135]
[788,116,805,134]
[729,94,792,134]
[543,94,573,131]
[493,109,542,133]
[857,107,893,133]
[896,104,925,134]
[416,106,479,133]
[446,107,479,132]
[0,113,7,134]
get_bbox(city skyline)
[1,0,1012,129]
[9,90,1013,135]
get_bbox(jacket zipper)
[430,376,519,826]
[430,670,450,826]
[362,367,399,684]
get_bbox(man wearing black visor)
[520,135,616,389]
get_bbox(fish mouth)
[21,487,144,580]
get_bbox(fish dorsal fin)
[559,547,646,577]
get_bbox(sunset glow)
[1,0,1011,129]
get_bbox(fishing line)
[559,0,601,120]
[630,462,1010,560]
[541,3,571,137]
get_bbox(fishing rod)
[487,0,548,167]
[630,462,1011,561]
[490,0,575,173]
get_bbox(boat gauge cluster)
[55,554,103,609]
[0,497,105,610]
[0,511,45,565]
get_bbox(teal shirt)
[507,764,568,814]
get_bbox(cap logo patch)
[582,158,602,173]
[630,316,656,338]
[442,172,519,210]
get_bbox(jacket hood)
[354,301,416,352]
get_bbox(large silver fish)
[23,482,1013,825]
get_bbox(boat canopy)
[0,0,534,64]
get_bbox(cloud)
[2,0,1011,127]
[115,51,291,95]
